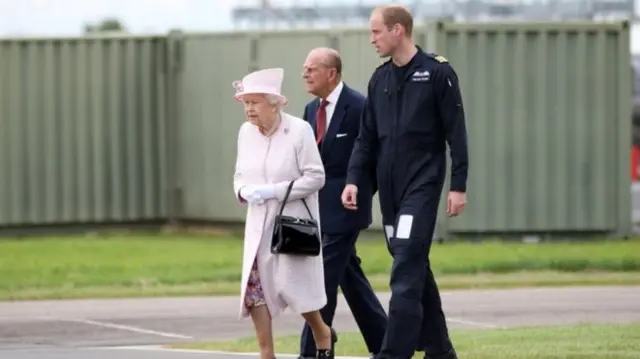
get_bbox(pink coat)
[233,112,327,319]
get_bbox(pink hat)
[232,67,288,106]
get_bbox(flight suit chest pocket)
[403,81,436,133]
[374,89,392,138]
[405,78,434,101]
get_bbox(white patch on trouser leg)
[384,225,394,245]
[396,214,414,239]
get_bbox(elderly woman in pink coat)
[232,67,337,359]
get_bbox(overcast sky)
[0,0,239,36]
[2,0,640,52]
[0,0,374,36]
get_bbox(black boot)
[316,328,338,359]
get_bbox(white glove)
[240,186,263,204]
[252,184,277,201]
[240,185,276,204]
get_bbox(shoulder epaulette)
[426,53,448,64]
[434,55,448,63]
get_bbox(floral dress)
[243,257,267,309]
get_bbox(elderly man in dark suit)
[298,47,388,359]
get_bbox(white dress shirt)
[321,81,344,131]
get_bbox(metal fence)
[0,21,633,238]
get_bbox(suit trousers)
[299,230,388,357]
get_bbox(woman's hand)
[252,185,276,201]
[239,185,277,204]
[239,186,263,204]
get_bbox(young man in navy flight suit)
[341,5,469,359]
[298,47,388,359]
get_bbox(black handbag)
[270,181,321,256]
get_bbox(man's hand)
[341,184,359,210]
[447,191,466,217]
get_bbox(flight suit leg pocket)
[388,235,428,260]
[389,213,429,284]
[388,236,428,303]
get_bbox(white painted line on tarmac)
[195,352,367,359]
[92,345,163,351]
[99,346,215,354]
[101,345,368,358]
[36,316,194,339]
[447,317,504,329]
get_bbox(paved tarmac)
[0,286,639,358]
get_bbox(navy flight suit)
[346,47,469,359]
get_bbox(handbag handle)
[277,180,315,221]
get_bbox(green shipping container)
[430,21,632,238]
[0,35,168,226]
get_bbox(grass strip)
[2,271,639,301]
[1,234,639,301]
[170,323,640,359]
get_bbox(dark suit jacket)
[304,84,374,235]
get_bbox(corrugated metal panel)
[0,36,167,226]
[175,32,253,221]
[333,29,382,95]
[432,21,631,235]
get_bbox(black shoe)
[316,328,338,359]
[424,348,458,359]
